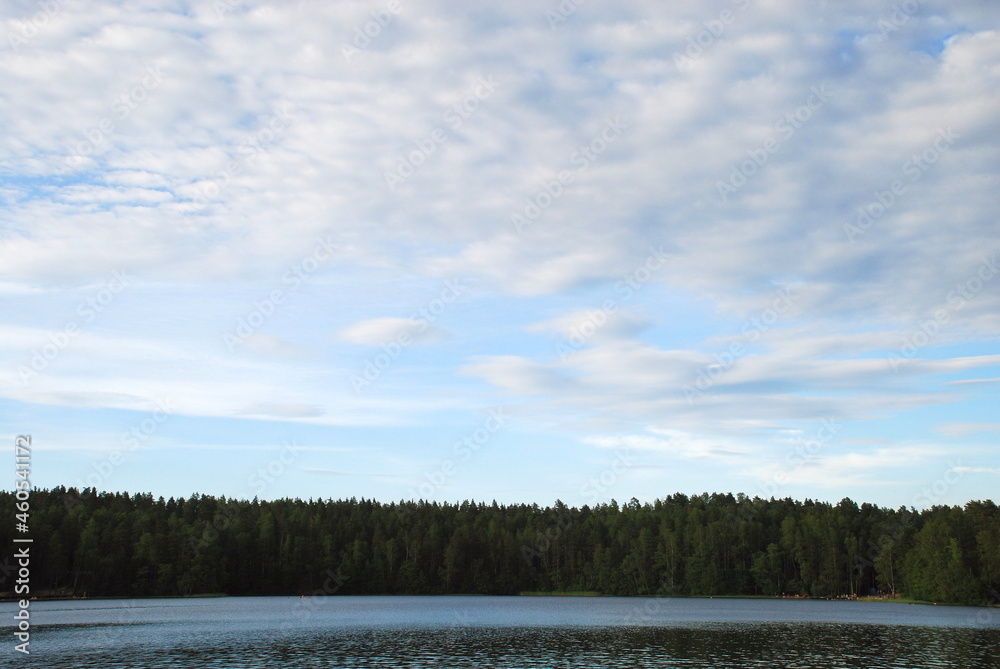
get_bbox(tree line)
[1,487,998,605]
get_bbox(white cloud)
[952,466,1000,476]
[585,428,748,462]
[2,1,999,506]
[2,5,997,331]
[241,334,310,358]
[527,308,650,344]
[947,378,1000,386]
[747,445,947,490]
[937,422,1000,438]
[337,317,446,345]
[237,403,327,419]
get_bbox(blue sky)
[2,0,998,509]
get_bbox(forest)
[2,487,998,606]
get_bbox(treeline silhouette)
[2,488,998,605]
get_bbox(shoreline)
[2,592,997,609]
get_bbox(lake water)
[4,596,999,667]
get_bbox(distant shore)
[518,592,997,607]
[3,591,997,608]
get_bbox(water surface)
[5,596,998,668]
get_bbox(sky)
[1,0,998,510]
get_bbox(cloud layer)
[2,0,998,506]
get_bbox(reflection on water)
[9,596,1000,668]
[24,624,1000,669]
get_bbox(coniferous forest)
[2,488,999,606]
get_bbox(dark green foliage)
[1,487,997,605]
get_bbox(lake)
[4,596,999,667]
